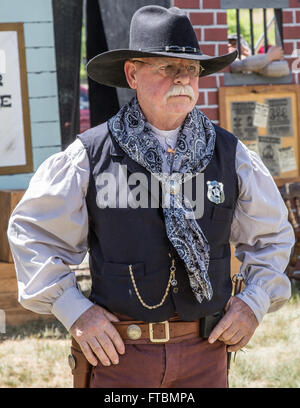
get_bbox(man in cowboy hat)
[8,6,294,388]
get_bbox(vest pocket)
[211,205,234,222]
[93,262,148,316]
[206,206,234,246]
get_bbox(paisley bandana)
[108,96,216,303]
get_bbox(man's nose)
[173,68,190,85]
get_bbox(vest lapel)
[110,134,161,208]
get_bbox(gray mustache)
[164,85,195,102]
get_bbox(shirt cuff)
[236,283,271,324]
[51,286,94,330]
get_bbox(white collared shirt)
[7,135,294,330]
[148,122,181,151]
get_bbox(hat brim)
[87,49,238,88]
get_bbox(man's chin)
[166,96,195,109]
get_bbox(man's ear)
[124,60,138,90]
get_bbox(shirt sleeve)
[230,140,295,324]
[7,138,94,330]
[230,54,269,73]
[230,55,290,78]
[256,60,290,78]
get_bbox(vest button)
[173,287,179,294]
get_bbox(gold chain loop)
[129,258,176,310]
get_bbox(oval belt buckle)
[127,324,142,340]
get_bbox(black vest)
[78,122,238,322]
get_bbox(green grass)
[0,320,72,388]
[229,283,300,388]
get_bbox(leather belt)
[112,319,200,344]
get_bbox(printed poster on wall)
[258,136,281,177]
[0,23,32,175]
[266,97,293,137]
[278,146,297,173]
[230,101,258,141]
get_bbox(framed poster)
[0,23,33,175]
[219,84,300,183]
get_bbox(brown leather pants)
[70,335,228,388]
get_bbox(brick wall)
[283,1,300,85]
[174,0,300,124]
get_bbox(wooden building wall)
[0,0,61,190]
[0,0,60,326]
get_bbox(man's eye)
[188,65,197,72]
[159,65,171,70]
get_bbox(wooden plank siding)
[0,190,25,262]
[0,0,53,23]
[0,0,61,191]
[0,262,56,326]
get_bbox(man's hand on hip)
[69,304,125,366]
[207,296,259,352]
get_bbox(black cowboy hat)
[87,5,238,88]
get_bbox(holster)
[69,337,93,388]
[199,310,224,339]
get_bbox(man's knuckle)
[101,319,110,329]
[92,344,102,353]
[111,333,122,345]
[98,336,109,347]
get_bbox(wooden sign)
[219,84,300,182]
[0,23,33,175]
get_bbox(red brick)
[283,10,293,23]
[199,44,215,55]
[283,26,300,39]
[221,65,230,73]
[208,91,218,105]
[296,10,300,22]
[284,41,295,55]
[190,12,214,25]
[197,92,205,105]
[217,12,227,25]
[219,75,224,86]
[199,107,219,121]
[194,28,202,41]
[218,44,229,55]
[199,75,217,88]
[174,0,199,8]
[203,0,220,8]
[289,0,300,8]
[204,28,228,41]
